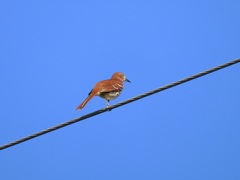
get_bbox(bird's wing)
[98,79,124,93]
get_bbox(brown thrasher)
[76,72,130,110]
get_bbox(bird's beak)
[125,78,131,83]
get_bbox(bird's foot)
[106,104,112,111]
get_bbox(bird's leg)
[105,100,112,111]
[105,99,110,107]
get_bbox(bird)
[76,72,130,110]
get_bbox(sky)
[0,0,240,179]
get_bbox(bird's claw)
[106,105,112,111]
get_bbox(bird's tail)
[76,93,95,110]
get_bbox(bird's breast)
[99,90,121,101]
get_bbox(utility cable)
[1,58,240,150]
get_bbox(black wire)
[1,58,240,150]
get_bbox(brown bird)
[76,72,130,110]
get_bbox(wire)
[1,58,240,150]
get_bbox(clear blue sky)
[1,0,240,179]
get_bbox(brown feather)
[76,88,99,110]
[76,72,129,110]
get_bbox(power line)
[1,58,240,151]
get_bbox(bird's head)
[111,72,131,83]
